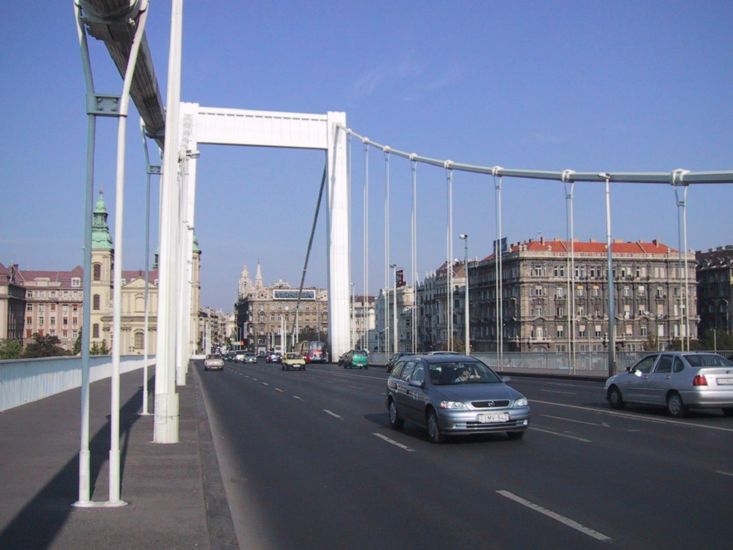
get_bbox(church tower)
[90,192,113,350]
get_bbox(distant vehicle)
[234,351,247,363]
[203,354,224,371]
[266,351,282,364]
[386,352,415,373]
[338,349,369,369]
[282,352,306,371]
[386,354,530,443]
[296,340,329,363]
[605,352,733,417]
[244,352,257,364]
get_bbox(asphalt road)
[196,359,733,549]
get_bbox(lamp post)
[459,234,469,354]
[390,264,398,355]
[350,282,355,350]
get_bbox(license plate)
[717,378,733,385]
[477,412,509,423]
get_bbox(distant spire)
[255,261,263,289]
[238,264,251,297]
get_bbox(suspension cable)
[289,161,327,339]
[345,128,732,185]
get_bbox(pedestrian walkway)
[0,365,237,549]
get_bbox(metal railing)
[0,355,153,412]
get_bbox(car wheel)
[364,365,369,370]
[667,392,687,418]
[388,399,404,430]
[608,386,625,410]
[426,409,443,444]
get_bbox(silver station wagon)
[605,352,733,417]
[386,354,530,443]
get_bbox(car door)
[623,354,658,403]
[395,361,416,420]
[646,354,674,405]
[404,363,429,423]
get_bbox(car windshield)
[684,354,733,367]
[428,361,502,385]
[286,353,300,359]
[354,351,367,357]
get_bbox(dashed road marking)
[716,470,733,478]
[373,432,415,452]
[531,427,591,443]
[323,409,341,419]
[275,388,285,393]
[497,490,611,542]
[262,382,269,387]
[293,395,302,400]
[541,389,576,395]
[542,414,610,428]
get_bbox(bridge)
[2,1,732,545]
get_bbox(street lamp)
[390,264,398,355]
[459,234,469,354]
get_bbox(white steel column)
[154,0,183,444]
[327,113,350,359]
[446,163,454,351]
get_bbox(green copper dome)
[92,192,113,250]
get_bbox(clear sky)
[1,1,731,312]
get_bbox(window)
[641,325,648,337]
[533,286,543,296]
[71,277,81,288]
[634,354,657,374]
[26,304,33,312]
[39,316,44,326]
[673,357,684,373]
[26,316,32,324]
[556,287,565,298]
[556,325,564,338]
[595,325,602,338]
[655,355,672,374]
[134,331,144,349]
[93,324,99,338]
[532,264,545,277]
[411,365,425,385]
[576,286,584,297]
[93,294,100,311]
[93,263,101,281]
[638,285,645,296]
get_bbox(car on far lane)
[266,352,282,364]
[204,354,224,371]
[244,352,257,364]
[338,349,369,369]
[282,352,306,371]
[604,351,733,417]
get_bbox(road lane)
[198,361,733,548]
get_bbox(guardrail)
[0,355,154,412]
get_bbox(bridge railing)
[0,356,153,412]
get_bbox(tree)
[0,339,23,359]
[90,340,110,356]
[73,332,82,355]
[22,334,69,358]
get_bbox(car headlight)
[440,401,467,409]
[513,397,528,408]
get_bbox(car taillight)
[693,374,708,386]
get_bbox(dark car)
[338,349,369,369]
[386,354,530,443]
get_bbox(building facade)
[0,192,201,355]
[696,245,733,337]
[465,238,697,353]
[351,294,376,351]
[235,263,328,352]
[416,261,465,352]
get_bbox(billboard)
[272,289,317,300]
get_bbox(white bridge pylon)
[174,103,350,359]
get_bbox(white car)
[605,352,733,417]
[204,354,224,371]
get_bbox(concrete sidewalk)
[0,365,237,549]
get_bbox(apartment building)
[697,245,733,336]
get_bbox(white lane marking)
[293,395,302,400]
[531,427,591,443]
[373,432,415,452]
[531,399,733,433]
[262,382,269,387]
[497,490,611,542]
[542,414,610,428]
[275,388,285,393]
[716,470,733,477]
[323,409,342,419]
[541,389,576,395]
[252,378,258,382]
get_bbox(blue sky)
[1,1,731,311]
